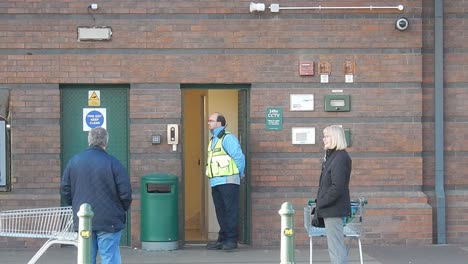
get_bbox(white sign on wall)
[83,108,107,131]
[290,94,314,111]
[292,127,315,145]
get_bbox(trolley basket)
[0,206,78,264]
[304,197,367,264]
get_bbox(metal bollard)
[77,203,94,264]
[278,202,295,264]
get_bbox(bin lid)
[141,173,178,183]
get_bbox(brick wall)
[1,0,467,248]
[128,85,182,245]
[9,87,61,194]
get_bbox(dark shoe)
[206,241,223,250]
[222,242,238,251]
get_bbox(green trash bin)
[140,173,179,250]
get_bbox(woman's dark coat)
[316,149,352,218]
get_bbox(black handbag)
[311,207,325,228]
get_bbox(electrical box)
[324,95,350,112]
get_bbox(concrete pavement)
[1,243,467,263]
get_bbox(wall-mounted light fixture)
[88,3,98,10]
[78,27,112,41]
[250,2,265,12]
[249,2,404,13]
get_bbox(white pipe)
[278,6,403,10]
[268,4,404,12]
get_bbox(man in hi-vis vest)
[205,112,245,251]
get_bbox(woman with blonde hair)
[315,125,351,264]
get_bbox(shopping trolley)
[304,197,367,264]
[0,206,78,264]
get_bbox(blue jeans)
[211,184,239,244]
[91,231,122,264]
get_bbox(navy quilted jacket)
[61,146,132,232]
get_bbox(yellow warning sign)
[88,90,100,106]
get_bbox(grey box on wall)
[324,95,350,112]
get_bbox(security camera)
[395,17,409,31]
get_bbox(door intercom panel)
[167,124,178,151]
[167,124,178,144]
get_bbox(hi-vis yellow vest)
[206,133,240,178]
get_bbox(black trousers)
[211,183,240,244]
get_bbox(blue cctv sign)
[83,108,107,131]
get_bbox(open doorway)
[182,86,250,244]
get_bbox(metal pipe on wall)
[434,0,446,244]
[274,5,404,11]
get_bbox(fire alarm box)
[324,95,350,112]
[299,61,314,76]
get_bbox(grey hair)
[88,127,108,147]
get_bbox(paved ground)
[1,243,468,264]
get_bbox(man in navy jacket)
[61,127,132,264]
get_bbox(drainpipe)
[434,0,446,244]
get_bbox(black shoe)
[222,242,237,251]
[206,241,223,250]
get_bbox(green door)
[60,84,130,245]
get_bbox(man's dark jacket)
[61,146,132,232]
[316,149,352,218]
